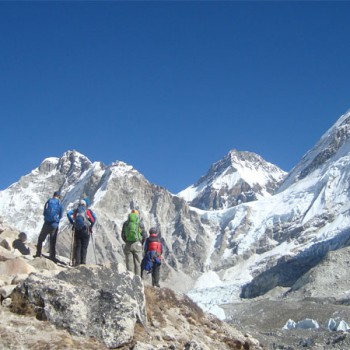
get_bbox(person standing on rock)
[67,199,96,266]
[141,227,163,287]
[121,209,147,276]
[33,191,63,262]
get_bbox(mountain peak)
[178,149,286,210]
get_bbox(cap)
[131,209,139,215]
[79,199,87,206]
[149,227,158,234]
[54,191,61,198]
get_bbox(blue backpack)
[44,198,61,223]
[74,205,90,231]
[142,251,161,273]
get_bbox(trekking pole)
[69,226,75,266]
[90,230,98,265]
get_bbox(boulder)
[0,239,11,250]
[29,256,62,271]
[11,263,147,348]
[0,285,17,299]
[0,257,36,276]
[0,246,17,262]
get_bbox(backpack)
[74,205,90,231]
[124,212,141,242]
[142,251,161,273]
[44,198,60,223]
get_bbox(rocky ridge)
[0,222,262,350]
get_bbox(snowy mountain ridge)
[1,109,350,321]
[189,109,350,314]
[278,109,350,191]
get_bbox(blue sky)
[1,2,349,194]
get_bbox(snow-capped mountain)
[0,150,214,291]
[1,109,350,321]
[188,109,350,315]
[178,149,286,210]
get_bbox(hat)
[79,199,87,206]
[19,232,27,241]
[131,209,139,215]
[149,227,158,234]
[54,191,61,198]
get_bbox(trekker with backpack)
[141,227,163,287]
[67,199,96,266]
[33,191,63,262]
[121,209,147,276]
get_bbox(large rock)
[11,263,146,348]
[0,246,17,262]
[0,257,36,276]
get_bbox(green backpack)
[125,212,141,242]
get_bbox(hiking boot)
[33,254,41,258]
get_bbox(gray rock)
[11,263,146,348]
[0,285,16,299]
[184,340,209,350]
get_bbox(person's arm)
[67,209,74,225]
[121,221,127,242]
[139,221,147,244]
[87,210,96,227]
[43,200,48,216]
[144,238,149,253]
[141,229,148,245]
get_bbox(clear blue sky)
[1,1,349,193]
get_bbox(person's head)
[19,232,27,242]
[79,199,87,206]
[131,209,139,215]
[149,227,158,235]
[53,191,61,199]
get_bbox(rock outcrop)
[0,225,262,350]
[11,263,146,348]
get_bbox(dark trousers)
[35,222,58,259]
[152,263,161,287]
[75,229,90,265]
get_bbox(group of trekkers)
[23,191,163,287]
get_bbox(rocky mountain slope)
[0,223,262,350]
[0,151,215,293]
